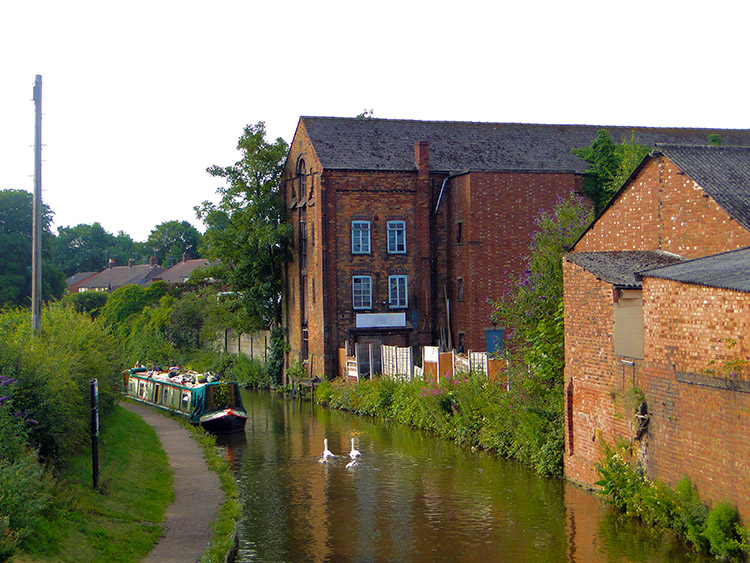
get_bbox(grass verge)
[12,405,172,562]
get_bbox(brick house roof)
[300,117,750,174]
[158,258,213,284]
[564,250,685,288]
[639,246,750,293]
[654,144,750,231]
[78,263,165,292]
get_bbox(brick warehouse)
[564,144,750,519]
[281,117,750,381]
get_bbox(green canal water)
[215,390,706,562]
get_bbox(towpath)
[121,401,224,563]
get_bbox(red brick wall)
[563,260,639,486]
[575,156,750,256]
[641,278,750,518]
[448,171,583,351]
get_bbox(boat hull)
[199,409,248,433]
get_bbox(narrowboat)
[124,366,247,433]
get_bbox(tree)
[145,220,202,267]
[490,193,594,390]
[54,222,137,276]
[196,122,291,331]
[572,130,650,213]
[0,189,65,308]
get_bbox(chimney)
[182,252,187,263]
[107,258,115,269]
[414,141,429,177]
[128,258,135,268]
[149,256,157,267]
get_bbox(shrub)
[703,502,743,561]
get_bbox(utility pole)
[32,75,43,334]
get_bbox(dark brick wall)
[641,278,750,518]
[564,152,750,519]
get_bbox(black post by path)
[90,379,99,488]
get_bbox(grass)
[12,405,173,563]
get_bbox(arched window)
[297,158,307,197]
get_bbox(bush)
[0,304,121,463]
[703,502,743,561]
[315,372,564,476]
[596,447,749,560]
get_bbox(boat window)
[181,391,191,412]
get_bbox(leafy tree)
[96,281,169,330]
[145,220,202,267]
[196,122,291,331]
[62,290,108,318]
[572,130,650,213]
[0,189,65,308]
[54,222,137,276]
[490,193,594,390]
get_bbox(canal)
[216,390,705,562]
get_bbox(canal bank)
[121,401,226,563]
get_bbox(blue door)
[485,329,504,356]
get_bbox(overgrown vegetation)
[597,445,750,561]
[572,130,650,214]
[316,373,563,476]
[0,303,123,560]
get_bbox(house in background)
[65,271,98,293]
[77,257,165,293]
[158,255,214,284]
[563,144,750,519]
[280,117,750,381]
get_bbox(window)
[457,277,464,302]
[387,220,406,253]
[297,158,307,197]
[299,220,307,271]
[389,275,408,308]
[352,221,371,254]
[353,276,372,309]
[456,221,463,244]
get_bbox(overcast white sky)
[2,1,749,242]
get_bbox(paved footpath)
[122,401,224,563]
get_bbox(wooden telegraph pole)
[32,75,43,334]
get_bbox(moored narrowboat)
[124,366,247,433]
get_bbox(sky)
[2,1,750,242]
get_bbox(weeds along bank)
[314,373,564,477]
[0,303,122,560]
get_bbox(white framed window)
[387,220,406,253]
[352,221,371,254]
[389,275,408,308]
[352,276,372,309]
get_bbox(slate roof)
[654,144,750,232]
[78,263,166,292]
[564,251,685,288]
[159,259,213,284]
[639,247,750,293]
[299,117,750,174]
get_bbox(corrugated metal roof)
[655,144,750,232]
[300,117,750,173]
[565,251,685,288]
[640,246,750,293]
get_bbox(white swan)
[349,438,361,459]
[346,458,358,469]
[322,438,334,459]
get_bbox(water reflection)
[216,391,704,562]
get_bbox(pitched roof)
[565,250,685,288]
[78,263,165,292]
[159,258,213,284]
[654,144,750,231]
[639,246,750,293]
[299,117,750,174]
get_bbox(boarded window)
[614,289,644,359]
